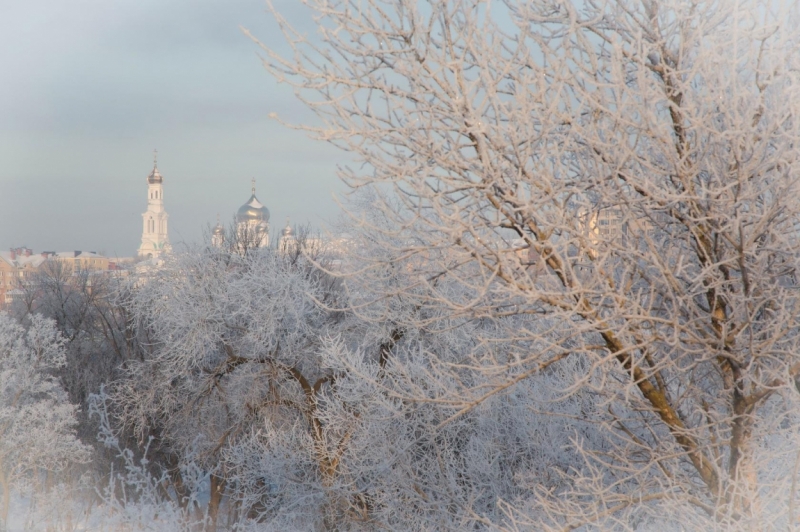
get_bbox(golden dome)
[237,194,270,223]
[148,166,163,184]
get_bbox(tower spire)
[153,148,158,168]
[251,177,256,195]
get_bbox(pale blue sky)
[0,0,349,257]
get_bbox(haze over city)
[0,0,349,256]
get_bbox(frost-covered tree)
[255,0,800,528]
[11,260,136,445]
[105,229,589,531]
[0,313,90,528]
[109,235,359,528]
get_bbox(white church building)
[138,153,171,259]
[137,153,296,257]
[235,178,271,247]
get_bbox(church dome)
[237,180,270,223]
[147,167,164,185]
[213,223,224,236]
[237,194,270,223]
[147,150,163,184]
[148,166,163,184]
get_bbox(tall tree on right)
[258,0,800,528]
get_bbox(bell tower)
[138,150,171,259]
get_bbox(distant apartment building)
[579,204,666,261]
[585,207,626,240]
[0,248,46,305]
[47,250,110,272]
[0,248,114,307]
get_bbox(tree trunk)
[207,474,225,532]
[0,470,10,532]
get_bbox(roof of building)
[213,214,224,235]
[0,251,46,269]
[51,251,106,259]
[148,165,163,184]
[281,219,294,238]
[237,194,270,223]
[0,250,108,270]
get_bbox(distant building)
[138,151,171,259]
[577,203,660,260]
[210,177,331,257]
[0,248,46,305]
[0,248,113,306]
[48,250,110,272]
[278,219,297,254]
[236,179,271,248]
[211,215,225,248]
[218,183,330,256]
[586,207,626,240]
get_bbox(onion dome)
[213,215,224,236]
[237,195,270,222]
[282,219,293,238]
[237,179,270,223]
[148,166,163,184]
[147,166,164,185]
[148,149,163,184]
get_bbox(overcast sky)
[0,0,350,257]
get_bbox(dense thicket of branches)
[102,228,598,530]
[110,230,351,528]
[254,0,800,528]
[11,261,136,443]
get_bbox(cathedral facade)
[136,154,294,256]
